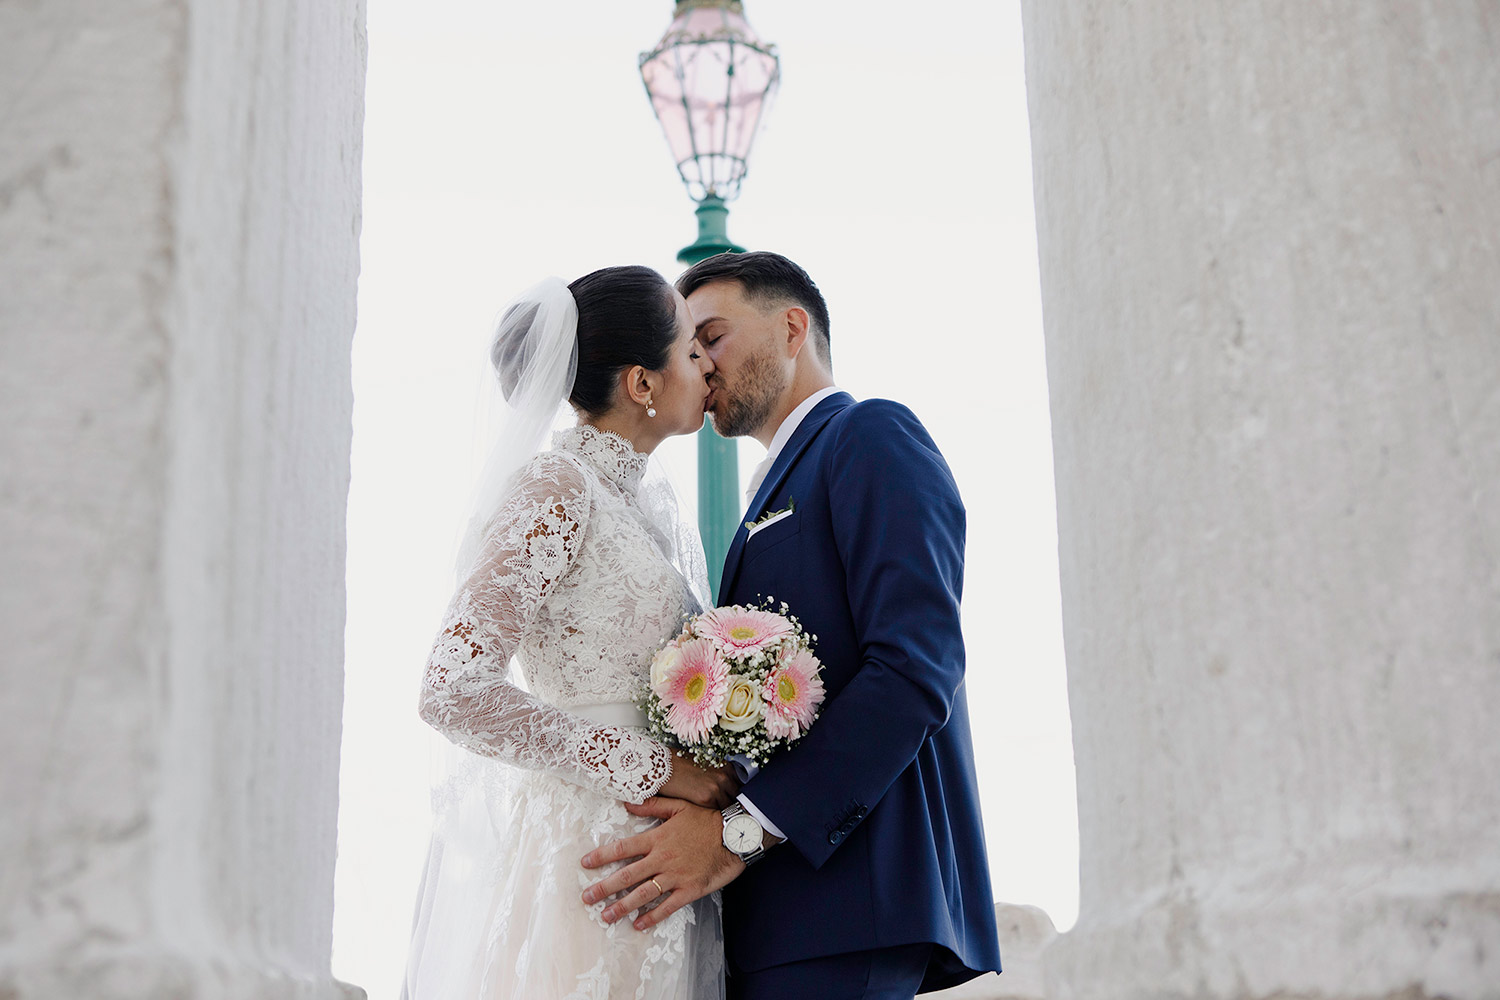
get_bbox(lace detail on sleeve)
[417,453,673,803]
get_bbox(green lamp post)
[640,0,780,601]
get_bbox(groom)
[582,251,1001,998]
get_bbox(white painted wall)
[1021,1,1500,997]
[0,1,366,996]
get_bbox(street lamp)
[640,0,780,600]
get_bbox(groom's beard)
[709,346,786,439]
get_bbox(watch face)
[725,814,761,854]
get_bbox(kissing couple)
[403,251,1002,999]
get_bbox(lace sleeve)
[417,453,674,803]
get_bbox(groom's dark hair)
[676,251,832,368]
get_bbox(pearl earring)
[646,398,657,418]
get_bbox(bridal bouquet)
[640,600,826,769]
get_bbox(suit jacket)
[721,391,1002,992]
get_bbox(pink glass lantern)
[639,0,781,204]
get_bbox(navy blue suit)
[721,392,1002,994]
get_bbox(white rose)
[719,676,764,732]
[650,643,682,696]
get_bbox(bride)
[403,266,736,999]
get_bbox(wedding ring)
[649,878,665,896]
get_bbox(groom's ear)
[782,305,811,358]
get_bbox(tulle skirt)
[403,752,725,1000]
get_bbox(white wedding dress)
[404,424,724,1000]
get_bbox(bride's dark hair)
[565,265,679,416]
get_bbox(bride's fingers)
[624,797,684,820]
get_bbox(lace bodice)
[418,424,700,803]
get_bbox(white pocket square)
[745,506,795,538]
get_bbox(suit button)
[856,806,868,818]
[828,831,842,845]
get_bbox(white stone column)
[0,1,365,997]
[1019,1,1500,997]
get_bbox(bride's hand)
[656,751,739,809]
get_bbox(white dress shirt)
[743,386,844,506]
[735,386,843,845]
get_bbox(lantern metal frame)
[639,0,781,209]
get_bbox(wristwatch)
[721,802,768,866]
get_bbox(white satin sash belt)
[572,700,649,729]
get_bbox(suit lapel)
[717,392,854,601]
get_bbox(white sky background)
[334,0,1078,994]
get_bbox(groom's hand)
[580,797,744,931]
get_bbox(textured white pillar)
[0,1,365,996]
[1020,1,1500,997]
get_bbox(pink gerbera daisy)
[659,638,730,742]
[698,606,794,656]
[762,646,825,740]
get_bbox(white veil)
[638,461,712,613]
[453,277,580,581]
[452,274,711,604]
